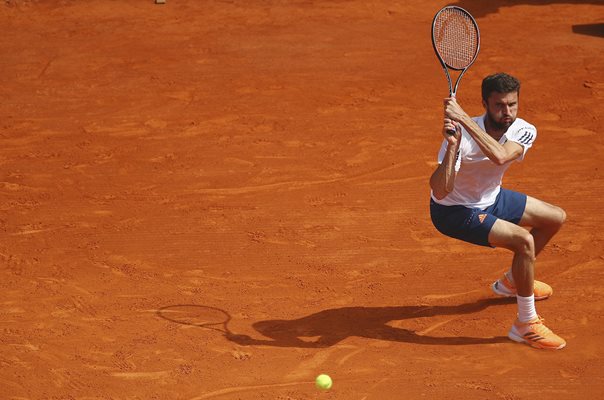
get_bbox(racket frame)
[431,6,481,98]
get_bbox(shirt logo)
[517,127,536,145]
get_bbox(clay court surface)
[1,0,603,398]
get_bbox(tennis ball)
[315,374,332,390]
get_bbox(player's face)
[483,91,518,131]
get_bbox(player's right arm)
[430,118,461,200]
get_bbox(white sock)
[517,294,538,323]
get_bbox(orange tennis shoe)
[491,273,553,300]
[508,316,566,350]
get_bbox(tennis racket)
[431,6,480,134]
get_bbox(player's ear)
[482,98,487,109]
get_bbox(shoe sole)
[508,330,566,350]
[491,281,551,301]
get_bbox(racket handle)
[446,92,456,135]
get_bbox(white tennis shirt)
[431,114,537,209]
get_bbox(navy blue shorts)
[430,189,527,247]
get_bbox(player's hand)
[443,118,461,144]
[444,97,467,122]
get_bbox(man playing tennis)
[429,73,567,350]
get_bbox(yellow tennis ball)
[315,374,332,390]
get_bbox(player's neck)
[483,115,506,140]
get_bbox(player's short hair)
[481,73,521,102]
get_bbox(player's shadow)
[572,23,604,38]
[229,297,512,347]
[454,0,604,18]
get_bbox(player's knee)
[547,205,567,230]
[556,206,567,226]
[514,231,535,258]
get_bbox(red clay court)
[1,1,603,399]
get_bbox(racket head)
[432,6,480,71]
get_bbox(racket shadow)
[156,305,232,333]
[157,297,514,348]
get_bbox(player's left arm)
[459,115,524,164]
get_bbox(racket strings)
[434,8,479,69]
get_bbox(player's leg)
[519,195,566,256]
[430,199,565,349]
[487,218,566,349]
[488,190,560,299]
[496,196,566,297]
[487,219,535,297]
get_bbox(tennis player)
[429,73,566,350]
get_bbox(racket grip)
[446,93,456,135]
